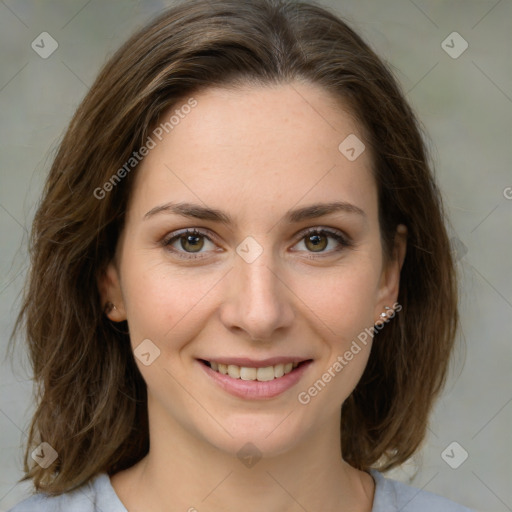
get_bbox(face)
[99,82,406,458]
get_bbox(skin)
[99,81,407,512]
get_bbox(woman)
[8,0,474,510]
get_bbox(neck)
[110,398,375,512]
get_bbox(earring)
[104,301,117,314]
[376,306,393,325]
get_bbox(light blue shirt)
[7,469,475,511]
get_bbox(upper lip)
[198,357,312,368]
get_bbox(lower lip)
[197,360,313,400]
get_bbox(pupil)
[307,234,327,252]
[181,234,204,252]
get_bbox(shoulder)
[370,470,476,512]
[7,473,127,512]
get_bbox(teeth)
[274,363,284,378]
[227,364,240,379]
[207,360,301,381]
[256,366,275,381]
[240,367,257,380]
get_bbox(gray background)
[1,1,511,511]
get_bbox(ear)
[374,224,407,321]
[97,260,127,322]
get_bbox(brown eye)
[293,228,352,256]
[162,228,216,258]
[179,233,205,252]
[304,232,328,252]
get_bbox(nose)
[219,248,295,342]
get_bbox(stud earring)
[376,305,394,325]
[379,307,389,318]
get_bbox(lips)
[197,358,313,399]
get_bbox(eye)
[161,226,352,261]
[292,228,352,255]
[161,228,217,259]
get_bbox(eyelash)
[161,227,353,260]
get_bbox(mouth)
[199,359,311,381]
[197,358,314,399]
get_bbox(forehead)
[129,81,377,226]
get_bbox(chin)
[192,408,315,461]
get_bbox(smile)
[197,358,314,399]
[201,360,302,381]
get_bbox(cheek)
[293,260,381,341]
[292,262,379,407]
[119,250,223,349]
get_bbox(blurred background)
[0,1,511,510]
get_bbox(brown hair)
[9,0,458,495]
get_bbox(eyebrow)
[143,200,366,225]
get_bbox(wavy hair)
[9,0,458,495]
